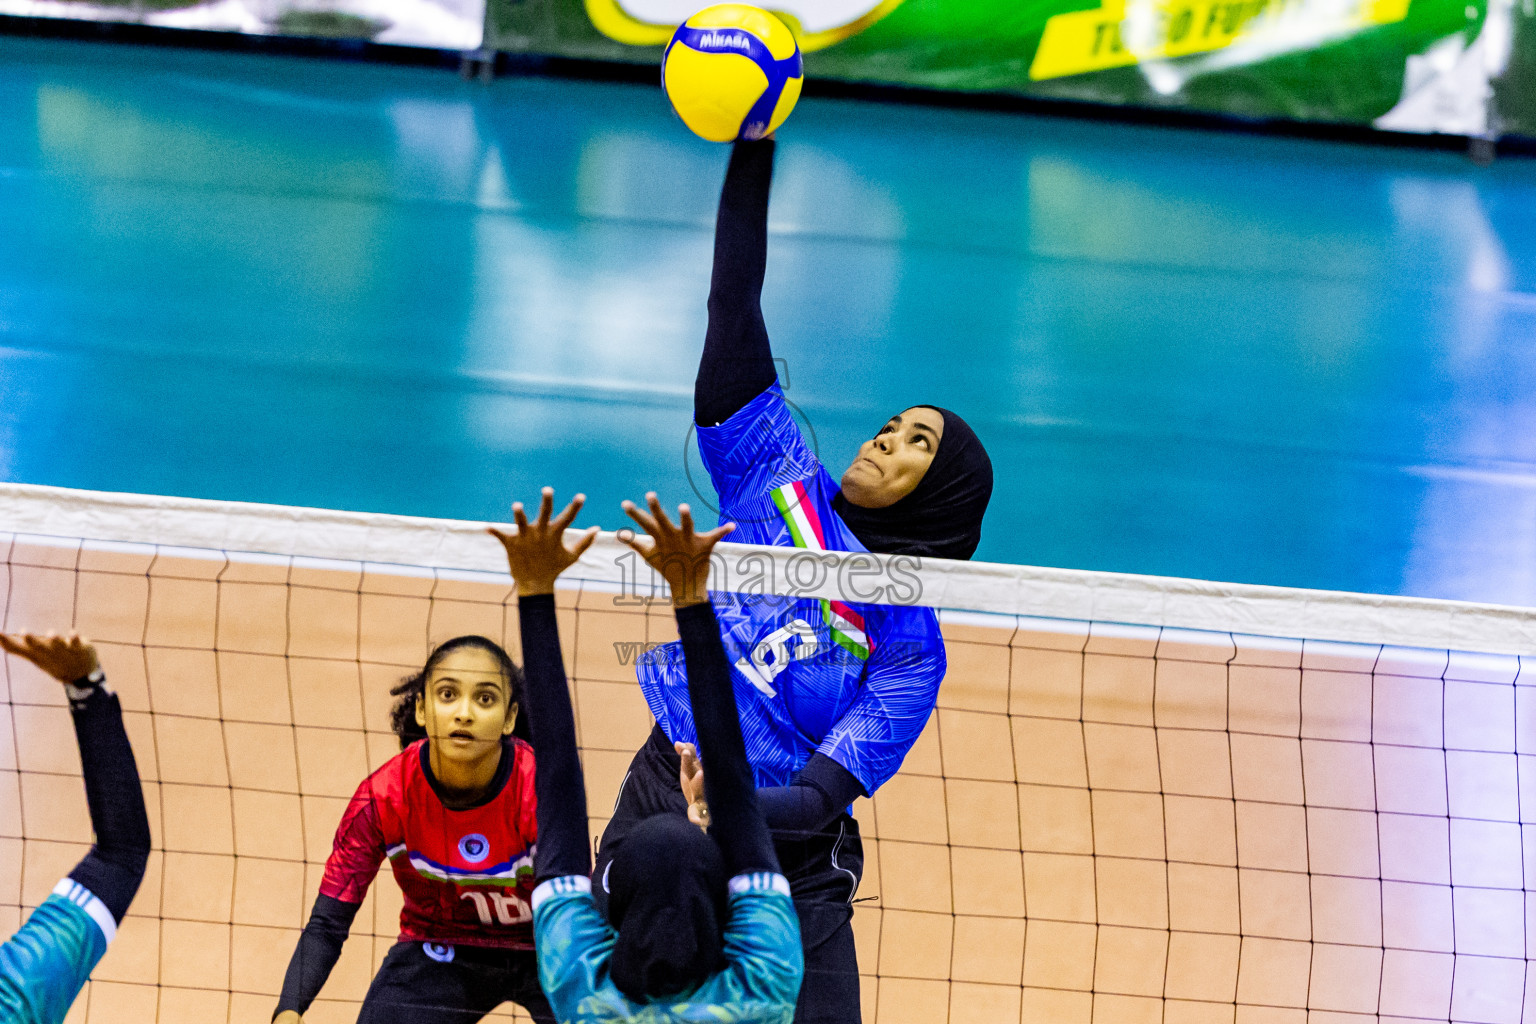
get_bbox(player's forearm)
[757,753,865,839]
[273,894,357,1018]
[675,602,779,877]
[71,685,150,859]
[697,138,778,427]
[517,594,592,880]
[67,683,150,922]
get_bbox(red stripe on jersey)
[319,738,539,950]
[828,599,866,633]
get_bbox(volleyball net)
[3,482,1535,1024]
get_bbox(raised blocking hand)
[617,493,735,608]
[0,632,100,685]
[488,488,600,597]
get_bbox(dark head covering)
[606,814,727,1001]
[832,406,994,561]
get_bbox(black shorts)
[356,941,555,1024]
[593,726,865,1024]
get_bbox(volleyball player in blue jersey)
[0,632,151,1024]
[595,138,995,1024]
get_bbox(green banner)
[488,0,1534,137]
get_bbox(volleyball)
[662,4,804,142]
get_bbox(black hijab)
[606,813,727,1002]
[832,406,993,561]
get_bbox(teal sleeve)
[532,877,632,1023]
[0,892,111,1024]
[697,875,803,1018]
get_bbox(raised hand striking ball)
[662,4,803,142]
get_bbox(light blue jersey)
[637,384,946,793]
[532,873,801,1024]
[0,880,115,1024]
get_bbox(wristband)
[64,668,107,705]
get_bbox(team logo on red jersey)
[459,833,490,863]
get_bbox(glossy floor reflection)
[3,36,1536,602]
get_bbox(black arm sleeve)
[757,753,866,839]
[273,894,359,1018]
[695,138,779,427]
[675,602,778,877]
[65,683,151,924]
[518,594,592,882]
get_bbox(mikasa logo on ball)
[699,31,750,49]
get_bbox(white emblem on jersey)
[734,618,820,697]
[458,833,490,864]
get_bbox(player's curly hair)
[389,635,530,749]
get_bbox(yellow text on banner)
[1029,0,1414,80]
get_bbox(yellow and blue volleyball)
[662,5,804,143]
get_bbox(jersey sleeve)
[817,613,947,795]
[318,776,388,904]
[697,873,802,1018]
[531,877,629,1023]
[0,891,110,1024]
[696,384,824,515]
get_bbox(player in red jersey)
[273,635,554,1024]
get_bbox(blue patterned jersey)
[636,384,946,794]
[531,873,801,1024]
[0,880,115,1024]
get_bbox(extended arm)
[675,602,778,876]
[68,686,152,923]
[489,489,601,883]
[518,592,590,881]
[696,138,778,427]
[757,753,866,839]
[619,493,778,877]
[0,634,150,924]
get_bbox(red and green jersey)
[319,737,538,950]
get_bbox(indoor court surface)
[4,36,1536,603]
